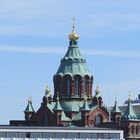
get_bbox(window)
[64,75,71,96]
[95,114,103,126]
[43,132,54,138]
[74,77,79,95]
[31,132,42,138]
[55,132,67,138]
[0,132,6,137]
[75,76,82,95]
[66,79,70,96]
[26,133,31,138]
[19,132,26,138]
[131,125,134,135]
[136,125,139,135]
[79,133,90,138]
[7,132,18,138]
[67,133,78,138]
[84,75,90,96]
[44,113,48,126]
[58,81,62,96]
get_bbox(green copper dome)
[53,96,63,111]
[122,98,138,120]
[112,100,121,113]
[56,20,91,77]
[56,43,91,77]
[24,99,35,113]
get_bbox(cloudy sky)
[0,0,140,124]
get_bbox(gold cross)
[72,17,75,32]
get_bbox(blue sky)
[0,0,140,124]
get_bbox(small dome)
[69,31,79,41]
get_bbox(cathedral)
[10,21,140,140]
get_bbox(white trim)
[0,128,123,133]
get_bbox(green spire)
[112,97,121,113]
[24,97,35,113]
[122,94,138,120]
[53,93,63,111]
[81,96,90,111]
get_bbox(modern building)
[0,126,124,140]
[1,21,140,140]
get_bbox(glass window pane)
[91,133,97,138]
[42,132,54,138]
[31,132,42,138]
[79,133,90,138]
[0,132,6,137]
[7,132,18,138]
[55,132,67,138]
[19,132,26,138]
[67,132,78,138]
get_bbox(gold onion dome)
[68,18,79,41]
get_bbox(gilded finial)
[69,17,79,41]
[28,96,32,103]
[45,85,51,96]
[95,84,100,94]
[72,17,75,32]
[128,91,131,101]
[115,95,118,104]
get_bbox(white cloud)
[0,0,139,36]
[82,49,140,57]
[0,45,140,58]
[0,45,66,54]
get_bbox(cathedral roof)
[24,98,35,113]
[56,45,91,77]
[112,98,121,113]
[56,21,91,78]
[122,95,138,120]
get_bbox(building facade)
[9,22,140,140]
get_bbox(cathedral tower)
[53,19,93,101]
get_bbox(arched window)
[44,113,48,126]
[66,79,70,96]
[74,77,79,95]
[87,115,89,126]
[131,125,134,135]
[117,117,120,123]
[58,80,62,95]
[136,125,139,135]
[64,75,72,97]
[84,75,90,96]
[55,75,62,96]
[95,114,103,126]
